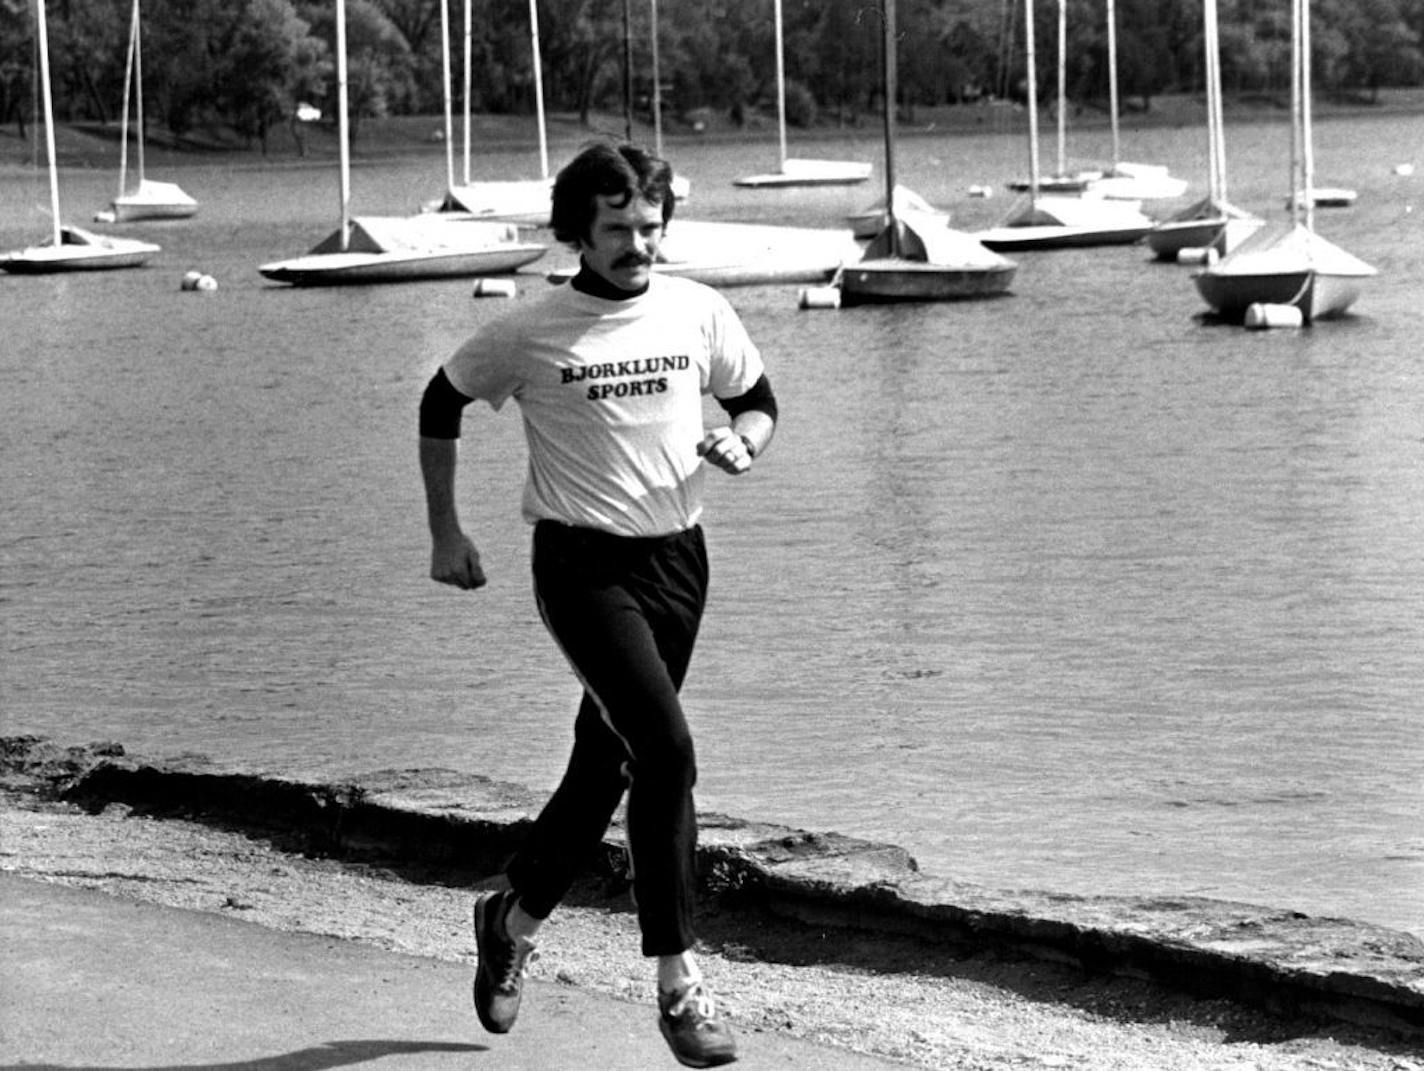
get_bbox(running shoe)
[471,889,537,1033]
[658,981,738,1067]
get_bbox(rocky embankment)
[3,735,1422,1069]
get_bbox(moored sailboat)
[974,0,1152,252]
[1193,0,1375,321]
[103,0,197,222]
[259,0,545,286]
[438,0,553,222]
[1144,0,1260,259]
[3,0,160,273]
[1085,0,1187,201]
[836,0,1016,305]
[733,0,871,188]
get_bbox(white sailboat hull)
[259,216,545,286]
[976,195,1153,250]
[2,226,159,273]
[1193,223,1376,321]
[112,179,198,221]
[734,158,872,188]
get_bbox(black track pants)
[507,520,708,956]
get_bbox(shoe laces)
[663,981,719,1026]
[494,935,538,993]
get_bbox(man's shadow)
[1,1038,486,1071]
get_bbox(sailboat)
[101,0,197,222]
[733,0,871,187]
[259,0,546,286]
[974,0,1153,251]
[1085,0,1187,201]
[1005,0,1100,193]
[1194,0,1375,321]
[835,0,1016,305]
[1145,0,1261,259]
[2,0,160,273]
[439,0,553,222]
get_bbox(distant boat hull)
[1145,215,1264,260]
[545,219,859,288]
[259,216,545,286]
[441,179,553,223]
[2,226,159,273]
[1089,163,1189,201]
[839,259,1017,304]
[259,246,545,285]
[976,194,1154,251]
[734,158,872,188]
[111,179,198,221]
[977,221,1150,251]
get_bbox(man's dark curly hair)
[549,141,677,247]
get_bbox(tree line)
[3,0,1422,151]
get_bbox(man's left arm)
[699,374,778,476]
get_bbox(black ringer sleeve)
[419,368,474,439]
[716,373,778,423]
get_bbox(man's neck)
[571,261,649,301]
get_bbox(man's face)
[578,193,665,293]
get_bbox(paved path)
[0,874,908,1070]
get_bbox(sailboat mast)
[1106,0,1120,170]
[529,0,549,178]
[1203,0,1224,202]
[36,0,62,246]
[462,0,471,185]
[774,0,787,169]
[650,0,663,156]
[1024,0,1041,203]
[1288,0,1302,228]
[119,0,139,201]
[133,0,145,186]
[439,0,454,191]
[622,0,633,140]
[336,0,351,250]
[881,0,899,255]
[1298,0,1315,231]
[1055,0,1066,178]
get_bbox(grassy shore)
[5,87,1423,173]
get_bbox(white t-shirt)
[444,274,764,537]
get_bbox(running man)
[418,141,777,1068]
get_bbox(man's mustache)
[614,252,653,268]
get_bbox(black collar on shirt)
[571,261,649,301]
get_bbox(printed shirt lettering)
[443,275,763,537]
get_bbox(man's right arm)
[419,370,487,590]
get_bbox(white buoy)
[798,284,841,310]
[93,209,116,223]
[473,277,517,298]
[195,274,218,291]
[181,270,204,291]
[1245,303,1303,330]
[967,184,993,198]
[1394,163,1415,177]
[1177,246,1219,266]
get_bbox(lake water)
[3,111,1421,938]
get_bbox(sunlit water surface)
[3,112,1421,936]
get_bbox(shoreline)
[5,89,1424,174]
[3,734,1421,1067]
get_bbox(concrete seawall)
[4,735,1422,1040]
